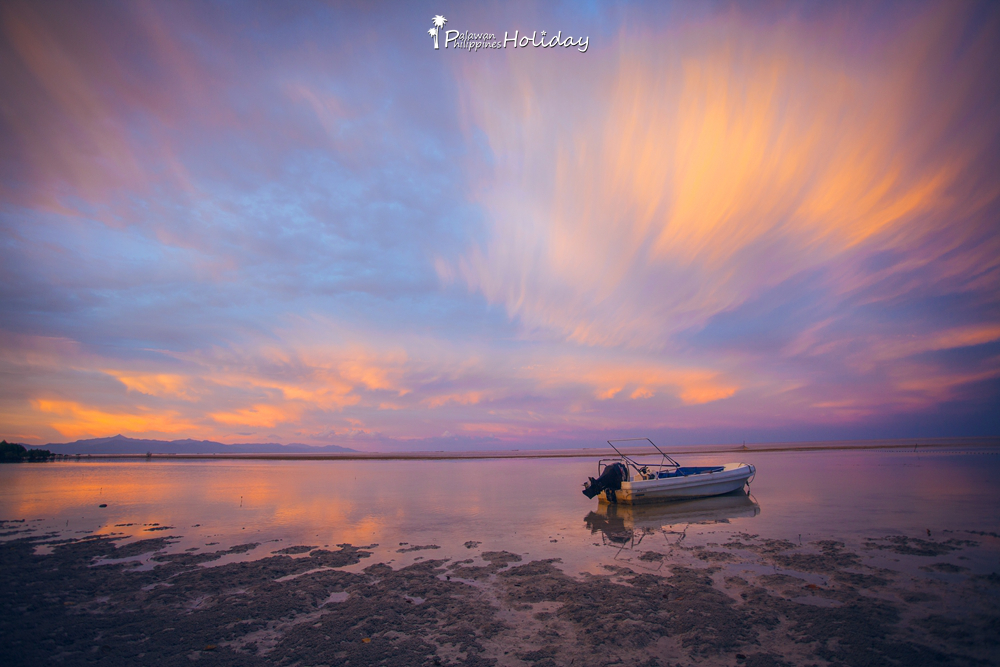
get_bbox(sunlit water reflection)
[2,447,998,578]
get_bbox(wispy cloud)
[1,1,997,448]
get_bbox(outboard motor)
[582,462,628,500]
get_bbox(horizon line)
[22,436,1000,461]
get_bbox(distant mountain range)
[29,434,357,455]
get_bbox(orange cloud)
[679,384,737,406]
[596,387,622,401]
[424,391,483,409]
[526,360,738,407]
[105,371,194,400]
[32,399,197,440]
[209,403,301,429]
[452,7,998,352]
[338,350,410,395]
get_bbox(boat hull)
[599,462,755,504]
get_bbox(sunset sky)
[1,1,998,450]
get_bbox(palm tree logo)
[428,15,447,49]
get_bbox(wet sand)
[2,518,997,666]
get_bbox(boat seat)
[657,465,725,478]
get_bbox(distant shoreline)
[35,437,1000,461]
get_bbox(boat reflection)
[584,489,760,548]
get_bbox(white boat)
[582,438,755,505]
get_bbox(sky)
[1,1,998,450]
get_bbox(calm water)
[2,447,999,576]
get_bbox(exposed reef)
[0,526,997,665]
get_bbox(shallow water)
[2,446,998,577]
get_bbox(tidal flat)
[1,446,998,665]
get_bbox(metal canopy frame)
[600,438,681,479]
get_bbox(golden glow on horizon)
[32,399,197,439]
